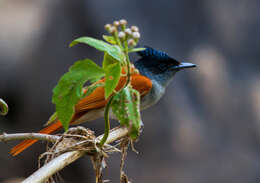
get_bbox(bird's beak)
[172,62,196,70]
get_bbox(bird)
[10,46,196,156]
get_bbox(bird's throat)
[140,80,165,110]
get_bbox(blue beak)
[172,62,196,70]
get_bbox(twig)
[0,133,59,143]
[22,126,129,183]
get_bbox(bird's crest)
[137,46,180,66]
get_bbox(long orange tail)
[10,121,63,156]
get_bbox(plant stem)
[99,96,114,147]
[114,32,123,50]
[123,41,131,87]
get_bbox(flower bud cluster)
[104,19,141,48]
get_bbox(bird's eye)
[158,64,168,71]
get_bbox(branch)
[22,126,129,183]
[0,133,59,143]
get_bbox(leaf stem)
[123,41,131,87]
[99,96,114,147]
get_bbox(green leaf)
[89,77,101,84]
[45,112,58,126]
[111,89,129,126]
[102,52,118,69]
[128,47,146,53]
[102,52,121,99]
[111,87,142,139]
[127,88,141,139]
[104,62,121,99]
[69,37,125,62]
[82,82,104,98]
[103,35,116,44]
[0,98,8,116]
[49,112,58,121]
[52,59,105,130]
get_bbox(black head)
[135,46,196,74]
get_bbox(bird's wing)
[75,74,152,114]
[131,74,153,95]
[75,85,106,113]
[10,74,152,156]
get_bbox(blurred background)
[1,0,260,182]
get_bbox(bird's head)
[134,46,196,86]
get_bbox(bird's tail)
[10,121,63,156]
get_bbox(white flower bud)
[118,31,126,40]
[128,39,136,47]
[104,24,111,31]
[131,26,139,32]
[132,32,140,39]
[125,28,132,36]
[119,19,127,25]
[113,21,120,27]
[109,26,117,34]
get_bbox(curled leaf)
[0,98,8,116]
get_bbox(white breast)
[140,80,165,110]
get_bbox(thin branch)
[23,151,85,183]
[0,133,59,143]
[22,126,129,183]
